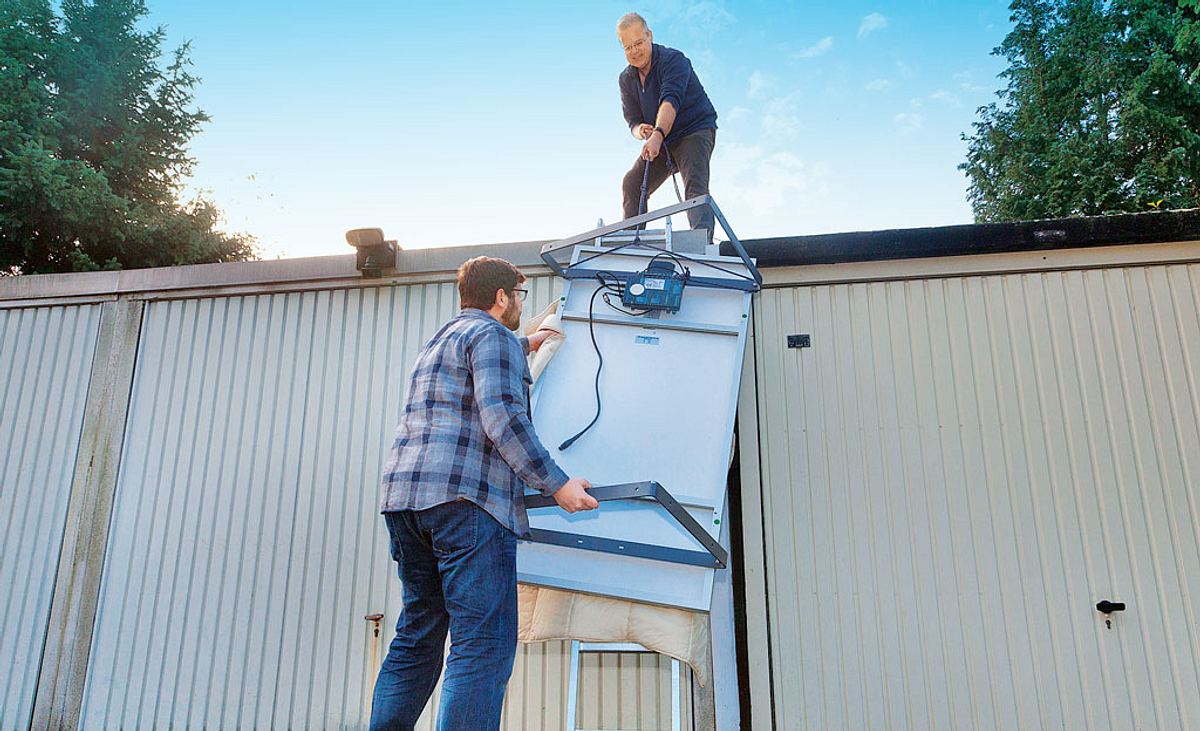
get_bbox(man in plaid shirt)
[371,256,597,731]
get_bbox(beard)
[500,296,521,331]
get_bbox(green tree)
[0,0,255,274]
[962,0,1200,222]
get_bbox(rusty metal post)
[365,612,385,676]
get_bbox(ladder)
[565,641,682,731]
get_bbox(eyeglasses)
[512,288,528,301]
[623,38,648,53]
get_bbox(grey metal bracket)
[523,481,728,569]
[538,195,762,290]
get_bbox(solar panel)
[518,245,754,610]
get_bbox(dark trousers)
[369,501,518,731]
[621,127,716,236]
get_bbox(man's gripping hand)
[553,478,599,513]
[632,123,654,140]
[641,133,663,161]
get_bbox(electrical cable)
[558,269,662,451]
[603,292,653,317]
[558,279,608,451]
[571,159,653,272]
[573,231,752,288]
[574,142,760,288]
[633,240,756,284]
[647,249,690,280]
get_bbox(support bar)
[523,481,728,569]
[539,196,762,289]
[561,267,759,292]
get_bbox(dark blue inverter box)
[621,260,686,312]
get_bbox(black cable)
[574,225,754,287]
[594,269,626,291]
[576,148,755,286]
[558,281,607,451]
[635,240,756,284]
[602,292,652,317]
[573,238,649,269]
[647,250,690,280]
[592,269,652,316]
[575,235,748,288]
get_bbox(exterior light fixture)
[345,227,398,278]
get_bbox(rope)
[664,144,683,203]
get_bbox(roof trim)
[722,208,1200,267]
[4,208,1200,304]
[0,240,552,303]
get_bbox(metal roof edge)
[8,208,1200,304]
[0,240,552,303]
[723,208,1200,267]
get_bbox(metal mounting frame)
[538,195,762,290]
[522,481,728,569]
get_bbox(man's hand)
[527,330,554,352]
[641,133,663,161]
[553,477,598,513]
[632,123,654,140]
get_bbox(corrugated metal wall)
[0,305,102,731]
[77,280,688,730]
[750,263,1200,729]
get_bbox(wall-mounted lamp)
[345,228,398,278]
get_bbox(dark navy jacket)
[619,43,717,143]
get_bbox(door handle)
[1096,600,1126,614]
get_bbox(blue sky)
[149,1,1013,258]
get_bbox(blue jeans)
[369,500,518,731]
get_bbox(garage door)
[749,264,1200,728]
[0,304,102,731]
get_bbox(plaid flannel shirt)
[380,307,570,536]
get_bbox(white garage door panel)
[0,304,102,731]
[753,264,1200,729]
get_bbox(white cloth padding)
[527,312,565,383]
[517,584,712,689]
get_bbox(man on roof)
[617,12,719,238]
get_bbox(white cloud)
[953,71,989,93]
[930,89,962,107]
[643,0,735,55]
[893,111,925,134]
[726,106,751,123]
[858,13,888,39]
[681,0,735,29]
[761,112,799,137]
[747,70,772,100]
[865,78,891,92]
[759,91,804,137]
[714,143,830,219]
[795,36,833,59]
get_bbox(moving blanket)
[516,300,712,688]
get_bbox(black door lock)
[1097,600,1126,629]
